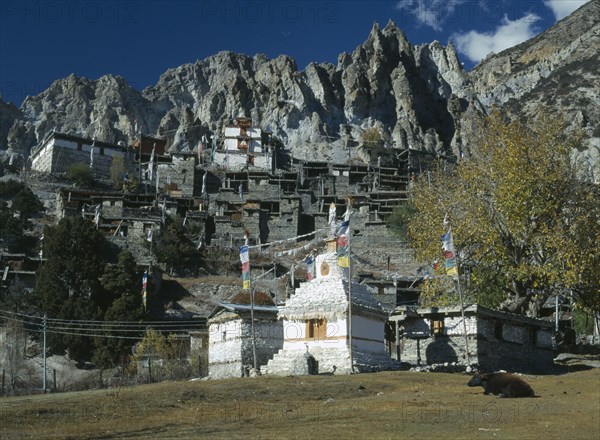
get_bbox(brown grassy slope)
[1,369,598,440]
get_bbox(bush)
[129,330,193,382]
[230,290,275,306]
[66,163,95,186]
[110,156,126,190]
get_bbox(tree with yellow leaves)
[396,113,599,316]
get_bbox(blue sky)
[0,0,590,106]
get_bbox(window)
[431,317,444,337]
[529,328,537,346]
[306,319,327,340]
[495,321,503,340]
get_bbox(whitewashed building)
[30,131,129,180]
[207,303,283,379]
[263,240,400,375]
[214,117,272,170]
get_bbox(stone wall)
[208,318,283,379]
[399,313,555,373]
[158,155,196,198]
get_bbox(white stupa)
[263,204,400,375]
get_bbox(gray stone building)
[389,305,556,373]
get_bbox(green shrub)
[66,163,95,186]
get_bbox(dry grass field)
[1,369,598,440]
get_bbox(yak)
[468,372,535,398]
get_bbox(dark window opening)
[495,321,503,340]
[306,319,327,340]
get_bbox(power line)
[0,309,205,338]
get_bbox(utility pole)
[43,314,47,393]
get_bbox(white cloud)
[395,0,469,32]
[452,13,541,64]
[544,0,589,21]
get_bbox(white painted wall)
[351,315,386,352]
[213,151,271,170]
[208,319,244,367]
[224,127,262,153]
[31,137,125,171]
[445,316,477,336]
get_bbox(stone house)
[0,253,41,292]
[263,239,400,375]
[389,305,556,373]
[30,131,131,180]
[207,302,283,379]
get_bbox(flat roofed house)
[389,304,555,373]
[207,302,283,379]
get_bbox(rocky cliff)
[470,0,600,175]
[1,2,598,174]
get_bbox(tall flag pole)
[240,232,257,370]
[441,214,471,366]
[346,200,354,373]
[337,198,354,372]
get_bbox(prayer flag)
[148,143,155,180]
[242,272,251,289]
[240,244,250,289]
[336,220,350,268]
[441,228,458,278]
[94,205,100,227]
[142,270,148,309]
[305,255,315,280]
[89,140,95,169]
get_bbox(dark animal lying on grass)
[468,372,535,398]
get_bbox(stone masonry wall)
[400,314,555,372]
[209,318,283,379]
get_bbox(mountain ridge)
[1,1,598,177]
